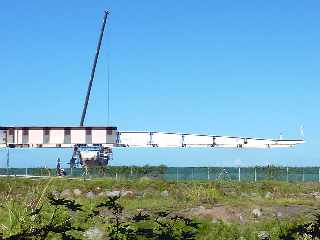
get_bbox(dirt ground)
[186,204,315,223]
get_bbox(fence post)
[176,167,179,182]
[116,172,118,181]
[191,167,194,181]
[238,167,241,182]
[130,167,133,177]
[25,168,28,177]
[6,149,9,176]
[286,167,289,182]
[254,167,257,182]
[207,167,210,180]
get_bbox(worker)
[56,158,62,176]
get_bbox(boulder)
[190,206,205,213]
[239,214,245,224]
[211,219,218,224]
[60,189,72,198]
[85,191,95,199]
[121,190,134,197]
[51,190,60,198]
[73,189,82,197]
[83,227,103,240]
[106,191,121,197]
[98,192,107,197]
[252,208,262,218]
[240,192,249,197]
[310,192,320,199]
[160,190,169,197]
[198,206,206,210]
[265,192,273,199]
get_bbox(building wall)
[0,127,117,147]
[0,130,6,144]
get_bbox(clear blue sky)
[0,0,319,168]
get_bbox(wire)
[107,62,110,124]
[106,15,111,125]
[106,16,111,125]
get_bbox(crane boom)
[80,10,109,126]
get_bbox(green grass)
[0,176,320,239]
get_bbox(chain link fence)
[1,167,320,182]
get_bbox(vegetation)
[0,177,320,239]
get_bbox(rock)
[98,192,107,197]
[229,191,237,196]
[198,206,206,210]
[73,189,82,197]
[240,192,249,197]
[190,207,198,213]
[99,209,113,217]
[97,191,125,197]
[85,191,95,199]
[106,191,121,197]
[212,219,218,224]
[190,206,205,213]
[310,192,320,199]
[83,227,103,240]
[121,190,134,197]
[60,189,72,198]
[252,208,262,218]
[257,231,270,240]
[51,190,60,198]
[239,214,245,224]
[143,192,152,198]
[276,211,282,218]
[160,190,169,197]
[265,192,273,199]
[251,193,258,197]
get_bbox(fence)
[1,167,320,182]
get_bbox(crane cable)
[107,62,110,125]
[106,16,111,125]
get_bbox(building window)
[86,129,92,135]
[107,129,113,135]
[65,129,71,135]
[44,129,50,135]
[22,129,28,136]
[8,129,14,135]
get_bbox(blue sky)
[0,0,319,167]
